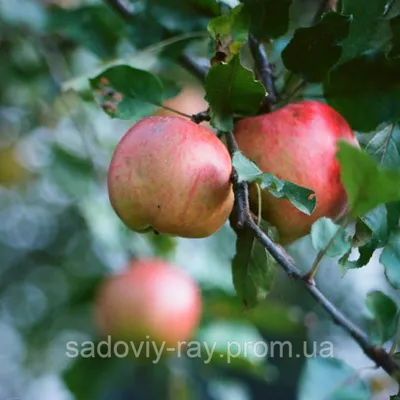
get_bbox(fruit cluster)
[96,94,359,354]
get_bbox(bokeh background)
[0,0,398,399]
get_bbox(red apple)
[234,100,359,245]
[95,258,202,347]
[108,116,234,238]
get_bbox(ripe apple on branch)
[107,100,358,245]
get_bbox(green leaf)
[89,65,164,120]
[340,205,389,273]
[311,218,352,258]
[325,52,400,132]
[389,15,400,58]
[368,18,393,54]
[385,0,400,18]
[265,177,316,215]
[339,127,400,272]
[63,354,135,400]
[387,201,400,231]
[299,357,371,400]
[208,5,249,43]
[231,221,277,309]
[336,141,400,217]
[339,247,374,273]
[203,289,303,333]
[242,0,292,39]
[282,12,351,82]
[365,290,399,344]
[381,229,400,289]
[48,5,125,59]
[365,125,400,169]
[333,124,398,274]
[258,175,316,215]
[338,0,388,64]
[232,151,316,215]
[359,205,389,248]
[125,13,165,49]
[191,0,220,14]
[208,5,250,59]
[352,218,374,248]
[205,54,265,131]
[148,0,218,32]
[199,347,269,379]
[232,151,262,182]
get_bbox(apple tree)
[3,0,400,399]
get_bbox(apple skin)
[234,100,359,245]
[95,259,202,347]
[108,116,234,238]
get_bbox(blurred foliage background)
[0,0,399,399]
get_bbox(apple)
[234,100,359,245]
[95,258,202,347]
[108,116,234,238]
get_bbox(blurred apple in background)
[95,258,202,348]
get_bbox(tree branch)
[248,34,277,113]
[224,130,400,378]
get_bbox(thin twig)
[224,130,400,378]
[248,34,277,113]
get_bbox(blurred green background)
[0,0,398,399]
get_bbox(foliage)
[2,0,400,399]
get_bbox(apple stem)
[224,129,400,377]
[248,34,277,113]
[158,104,192,119]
